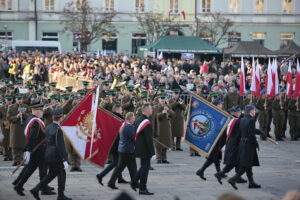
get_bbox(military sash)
[134,119,151,141]
[24,117,45,141]
[226,118,238,141]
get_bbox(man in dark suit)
[130,104,155,195]
[227,105,266,190]
[13,103,55,196]
[30,109,72,200]
[107,112,137,189]
[214,106,247,184]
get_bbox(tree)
[195,13,233,47]
[136,13,189,44]
[60,0,116,52]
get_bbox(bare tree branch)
[60,0,116,51]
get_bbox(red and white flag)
[272,59,279,97]
[254,60,261,97]
[266,58,273,98]
[61,86,123,167]
[239,57,246,96]
[286,61,293,98]
[181,11,186,20]
[250,59,256,96]
[294,59,300,99]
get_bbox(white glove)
[23,151,30,164]
[63,161,69,170]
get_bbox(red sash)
[134,119,151,141]
[226,118,237,141]
[24,117,45,141]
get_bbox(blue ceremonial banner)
[184,94,231,157]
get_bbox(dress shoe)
[96,174,104,186]
[57,195,72,200]
[12,161,18,166]
[41,190,56,195]
[149,166,154,170]
[139,189,154,195]
[130,181,137,192]
[45,185,55,191]
[162,160,170,164]
[228,179,238,190]
[214,173,223,184]
[172,147,176,151]
[249,183,261,188]
[194,152,201,157]
[236,177,247,184]
[118,178,129,184]
[3,157,9,161]
[196,171,206,181]
[70,167,76,172]
[157,160,162,164]
[9,158,13,161]
[30,189,41,200]
[14,186,25,196]
[107,184,118,190]
[190,153,195,157]
[176,148,183,151]
[276,138,283,141]
[75,167,82,172]
[12,179,19,186]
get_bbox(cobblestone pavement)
[0,131,300,200]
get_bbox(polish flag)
[286,61,293,98]
[61,86,123,167]
[157,51,163,60]
[239,57,246,96]
[181,11,186,20]
[294,59,300,99]
[250,59,256,96]
[250,59,261,97]
[266,58,273,98]
[271,59,279,97]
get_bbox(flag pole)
[89,85,100,158]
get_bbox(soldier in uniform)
[35,90,49,105]
[169,89,185,151]
[99,81,109,99]
[256,89,272,139]
[0,95,13,161]
[272,88,288,141]
[65,87,73,95]
[82,81,90,93]
[153,93,175,164]
[100,91,116,112]
[207,85,223,102]
[25,85,36,105]
[7,94,31,166]
[122,86,137,115]
[227,105,267,190]
[288,95,300,140]
[30,109,72,200]
[223,83,241,112]
[135,96,151,117]
[196,99,226,180]
[43,94,61,126]
[13,103,55,196]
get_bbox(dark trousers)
[133,158,151,191]
[15,154,47,190]
[98,153,123,180]
[236,166,253,177]
[108,153,137,185]
[33,162,66,196]
[199,158,220,173]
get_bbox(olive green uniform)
[288,97,300,140]
[256,97,273,137]
[272,96,288,140]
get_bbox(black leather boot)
[228,174,240,190]
[248,175,261,188]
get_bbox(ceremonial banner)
[61,86,123,167]
[184,94,231,157]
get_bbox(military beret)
[27,85,34,90]
[103,81,109,86]
[50,95,59,100]
[109,79,114,83]
[16,80,23,85]
[211,93,218,97]
[235,107,241,112]
[15,94,23,99]
[173,89,180,94]
[65,86,73,92]
[107,90,115,96]
[61,94,70,99]
[82,81,89,86]
[114,86,121,91]
[143,97,151,101]
[5,95,13,100]
[31,102,44,110]
[228,107,237,113]
[36,90,43,95]
[212,99,222,106]
[51,109,64,116]
[77,90,86,95]
[229,82,235,87]
[3,79,10,84]
[127,87,134,91]
[49,82,57,87]
[7,84,14,89]
[245,105,256,111]
[158,94,166,99]
[38,81,45,86]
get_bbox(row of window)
[0,0,294,14]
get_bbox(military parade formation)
[0,52,300,200]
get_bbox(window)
[202,0,211,12]
[102,33,117,53]
[42,32,58,41]
[280,33,294,48]
[170,0,179,14]
[255,0,264,13]
[135,0,145,12]
[105,0,114,12]
[132,33,146,54]
[229,0,238,13]
[252,32,266,46]
[282,0,292,14]
[200,33,213,43]
[44,0,55,11]
[228,32,241,47]
[0,31,12,40]
[0,0,12,10]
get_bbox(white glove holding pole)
[63,161,69,170]
[23,151,30,164]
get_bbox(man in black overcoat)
[228,105,267,190]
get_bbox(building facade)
[0,0,299,53]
